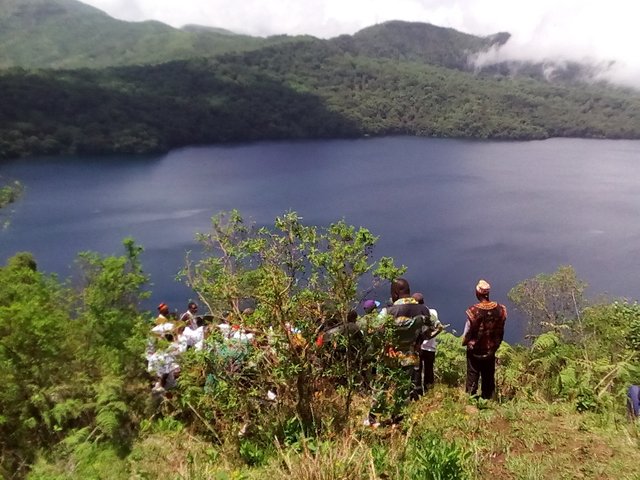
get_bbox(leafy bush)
[177,210,405,447]
[434,332,466,386]
[508,265,587,340]
[0,240,150,476]
[403,430,471,480]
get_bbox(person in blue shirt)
[627,385,640,418]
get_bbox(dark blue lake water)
[1,136,640,342]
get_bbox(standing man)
[462,280,507,400]
[367,278,430,426]
[413,292,444,395]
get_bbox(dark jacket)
[464,301,507,356]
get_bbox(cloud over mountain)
[82,0,640,87]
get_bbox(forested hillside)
[0,0,300,68]
[332,21,510,71]
[2,41,640,160]
[1,0,640,160]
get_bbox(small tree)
[181,211,404,438]
[508,265,587,341]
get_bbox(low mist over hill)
[333,21,510,71]
[1,0,639,160]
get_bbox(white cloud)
[80,0,640,87]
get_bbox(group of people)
[145,276,508,425]
[146,302,204,393]
[360,277,507,426]
[146,301,260,394]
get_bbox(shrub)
[403,430,471,480]
[434,332,466,386]
[178,211,405,446]
[0,240,150,476]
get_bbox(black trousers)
[418,349,435,394]
[465,351,496,400]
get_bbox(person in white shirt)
[180,302,199,329]
[179,321,205,352]
[413,293,444,395]
[148,323,182,393]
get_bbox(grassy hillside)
[29,390,640,479]
[0,0,299,68]
[2,209,640,478]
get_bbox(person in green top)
[366,278,431,427]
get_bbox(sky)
[80,0,640,86]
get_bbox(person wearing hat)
[363,299,380,315]
[155,303,171,325]
[462,279,507,400]
[358,299,385,336]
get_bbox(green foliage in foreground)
[0,240,150,477]
[504,266,640,411]
[2,214,640,478]
[27,390,640,480]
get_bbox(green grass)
[28,385,640,479]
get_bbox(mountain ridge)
[0,0,299,68]
[337,20,510,70]
[1,0,639,161]
[0,0,511,70]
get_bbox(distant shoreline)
[6,131,640,162]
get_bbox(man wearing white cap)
[462,279,507,400]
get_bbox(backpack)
[392,314,429,353]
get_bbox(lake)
[1,136,640,342]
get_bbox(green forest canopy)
[2,3,640,160]
[2,45,640,160]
